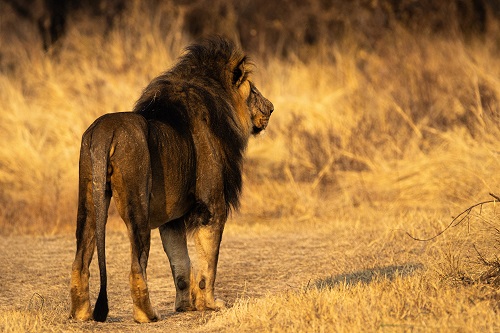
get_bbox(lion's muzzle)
[250,85,274,134]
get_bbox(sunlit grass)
[0,296,75,333]
[202,271,500,333]
[207,205,500,333]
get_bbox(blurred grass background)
[0,0,499,234]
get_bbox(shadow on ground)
[313,263,424,289]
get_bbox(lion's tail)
[89,130,113,322]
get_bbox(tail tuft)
[93,289,109,322]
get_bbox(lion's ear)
[232,59,247,87]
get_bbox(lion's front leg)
[159,218,194,312]
[190,224,226,310]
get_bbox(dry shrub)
[435,198,500,288]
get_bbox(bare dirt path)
[0,222,422,332]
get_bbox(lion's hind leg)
[70,216,94,320]
[112,163,159,323]
[121,203,159,323]
[70,169,98,320]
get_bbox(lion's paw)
[133,307,159,323]
[69,303,92,321]
[214,298,226,310]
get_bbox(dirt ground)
[0,219,423,332]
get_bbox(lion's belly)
[148,190,193,229]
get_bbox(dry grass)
[202,205,500,333]
[202,273,500,332]
[0,295,79,333]
[1,1,500,332]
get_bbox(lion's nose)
[267,101,274,115]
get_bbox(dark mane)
[173,37,248,91]
[133,36,249,211]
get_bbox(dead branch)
[490,192,500,202]
[405,193,500,242]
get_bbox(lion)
[69,36,274,323]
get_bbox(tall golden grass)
[1,2,499,234]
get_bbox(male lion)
[69,36,273,323]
